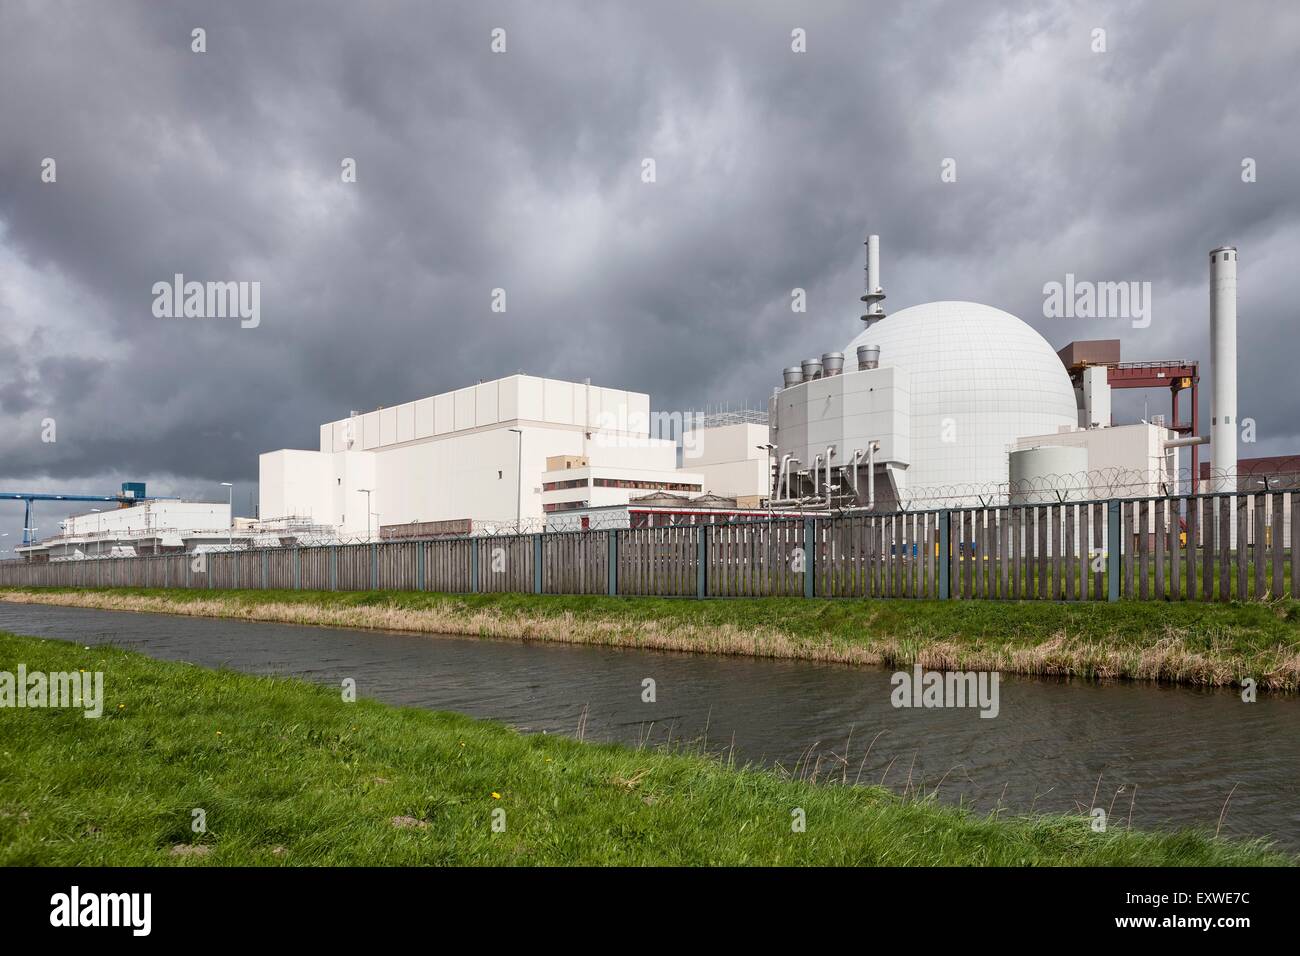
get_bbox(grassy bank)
[4,586,1300,691]
[0,630,1287,866]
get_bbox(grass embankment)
[4,586,1300,691]
[0,631,1286,866]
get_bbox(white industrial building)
[15,500,235,561]
[260,374,705,538]
[762,235,1238,510]
[681,421,771,500]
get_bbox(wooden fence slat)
[1272,492,1285,599]
[1237,495,1249,600]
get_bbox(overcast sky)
[1,0,1298,542]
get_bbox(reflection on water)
[1,602,1296,851]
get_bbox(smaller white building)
[681,422,771,500]
[18,500,233,561]
[542,453,704,517]
[1009,422,1179,499]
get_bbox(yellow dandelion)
[491,792,501,800]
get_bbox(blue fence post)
[697,526,707,599]
[533,534,543,593]
[262,550,269,590]
[607,530,618,596]
[370,543,378,590]
[803,517,815,599]
[295,548,302,591]
[471,539,480,593]
[330,545,338,592]
[938,510,951,599]
[416,543,425,592]
[1107,499,1121,602]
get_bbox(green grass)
[5,585,1300,690]
[0,630,1287,866]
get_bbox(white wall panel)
[544,379,574,424]
[475,381,499,425]
[396,402,415,443]
[517,376,544,420]
[434,393,453,435]
[380,407,397,446]
[362,411,381,450]
[414,397,434,438]
[453,387,474,431]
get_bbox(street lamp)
[757,443,776,501]
[508,429,523,529]
[357,489,373,542]
[220,483,233,547]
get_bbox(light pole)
[757,443,776,502]
[220,483,234,547]
[357,489,373,542]
[508,429,523,530]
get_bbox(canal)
[1,602,1296,851]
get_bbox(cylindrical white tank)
[1210,246,1237,493]
[1008,445,1089,505]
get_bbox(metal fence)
[2,490,1296,602]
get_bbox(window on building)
[592,478,702,492]
[542,478,590,491]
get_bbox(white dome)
[845,301,1078,501]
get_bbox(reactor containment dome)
[845,300,1078,496]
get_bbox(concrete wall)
[682,423,770,497]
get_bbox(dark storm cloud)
[0,0,1298,541]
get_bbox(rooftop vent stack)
[801,358,823,381]
[860,233,887,327]
[857,345,880,370]
[821,352,844,377]
[1210,245,1238,493]
[783,366,804,388]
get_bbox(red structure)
[1058,341,1200,489]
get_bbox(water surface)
[1,602,1296,851]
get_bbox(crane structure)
[0,484,174,548]
[1058,340,1201,490]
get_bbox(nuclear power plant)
[764,235,1242,511]
[11,233,1260,556]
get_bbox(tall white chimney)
[860,233,887,327]
[1210,245,1237,493]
